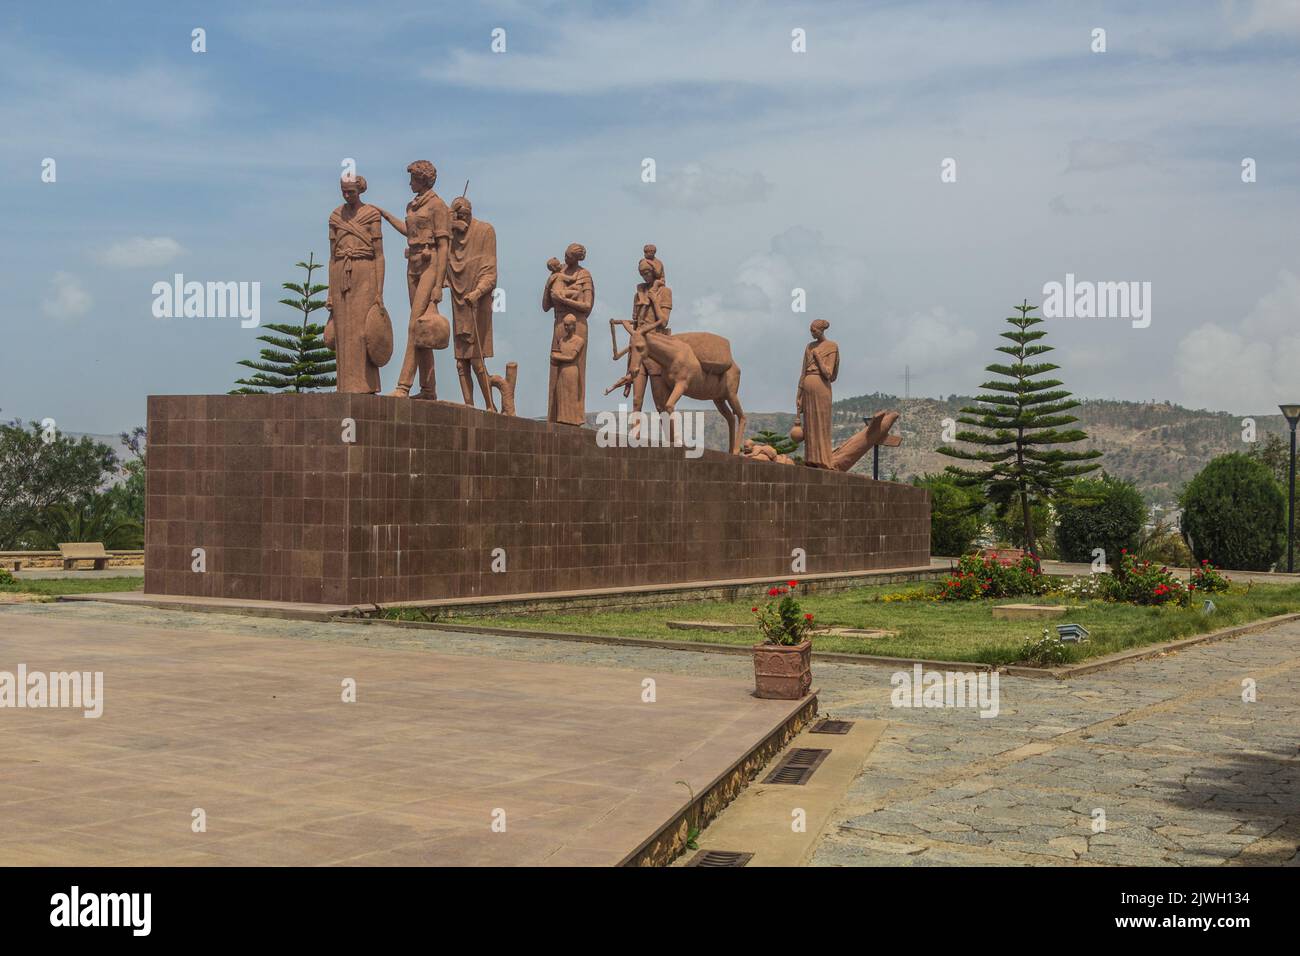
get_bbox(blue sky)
[3,0,1299,432]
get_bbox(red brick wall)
[145,394,930,605]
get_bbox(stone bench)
[59,542,109,571]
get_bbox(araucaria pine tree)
[232,253,336,393]
[936,300,1101,568]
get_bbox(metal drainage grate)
[761,747,831,785]
[687,850,754,868]
[811,718,854,735]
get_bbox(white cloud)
[887,307,979,372]
[1049,194,1109,216]
[1225,0,1300,37]
[629,163,773,210]
[40,272,92,320]
[1174,269,1300,413]
[96,237,185,268]
[1065,139,1154,173]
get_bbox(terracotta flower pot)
[752,639,812,699]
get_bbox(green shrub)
[1055,474,1146,563]
[938,553,1050,601]
[1134,520,1194,566]
[0,567,13,586]
[1019,630,1072,666]
[989,501,1057,559]
[1100,551,1187,606]
[1180,453,1285,571]
[1190,560,1230,593]
[912,473,983,557]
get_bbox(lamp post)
[1279,404,1300,573]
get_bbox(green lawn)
[0,576,145,597]
[398,581,1300,666]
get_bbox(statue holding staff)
[446,196,498,410]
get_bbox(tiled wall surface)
[145,394,930,605]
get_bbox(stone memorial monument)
[141,167,931,606]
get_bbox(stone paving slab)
[0,605,806,866]
[3,601,1297,867]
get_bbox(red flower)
[788,580,798,588]
[751,606,758,612]
[768,588,779,597]
[804,613,814,621]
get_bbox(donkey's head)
[619,319,647,375]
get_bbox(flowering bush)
[752,581,815,645]
[938,553,1050,601]
[1190,559,1230,593]
[1058,574,1104,600]
[1102,550,1188,606]
[1019,629,1073,666]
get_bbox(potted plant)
[750,581,815,699]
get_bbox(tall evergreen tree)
[936,300,1101,568]
[232,253,336,393]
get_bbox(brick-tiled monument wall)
[144,394,930,605]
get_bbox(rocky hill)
[693,394,1285,505]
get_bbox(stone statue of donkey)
[606,321,746,455]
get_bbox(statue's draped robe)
[800,339,839,468]
[549,332,586,426]
[543,267,593,423]
[631,281,673,378]
[446,219,497,360]
[328,204,384,394]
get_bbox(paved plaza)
[0,603,803,866]
[2,600,1297,866]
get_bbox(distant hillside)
[690,394,1282,505]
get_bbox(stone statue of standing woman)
[543,243,594,424]
[326,174,390,394]
[795,319,839,468]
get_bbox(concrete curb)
[336,616,1002,673]
[1003,611,1300,680]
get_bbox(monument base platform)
[144,394,930,605]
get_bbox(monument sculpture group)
[141,161,930,605]
[322,163,894,466]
